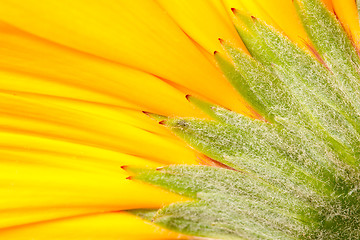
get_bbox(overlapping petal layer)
[0,0,252,114]
[0,212,188,240]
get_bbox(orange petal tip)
[142,110,150,116]
[158,120,167,125]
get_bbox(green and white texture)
[130,0,360,239]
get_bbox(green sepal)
[294,0,360,112]
[242,9,360,135]
[214,51,268,121]
[153,201,295,240]
[137,3,360,239]
[134,164,360,239]
[162,117,349,196]
[134,165,312,212]
[232,10,275,64]
[230,10,360,159]
[293,0,360,66]
[134,165,316,239]
[219,40,308,124]
[232,9,359,121]
[153,201,245,240]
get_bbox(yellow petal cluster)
[0,0,359,238]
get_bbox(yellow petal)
[0,132,190,228]
[0,0,251,115]
[0,207,117,229]
[0,23,205,118]
[0,92,198,164]
[0,137,170,175]
[0,160,188,216]
[332,0,360,47]
[156,0,246,54]
[0,212,189,240]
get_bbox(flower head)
[1,0,360,239]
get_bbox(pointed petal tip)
[142,110,150,116]
[121,165,128,170]
[142,111,168,121]
[159,120,167,125]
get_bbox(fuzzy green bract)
[131,0,360,239]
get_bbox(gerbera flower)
[0,0,360,239]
